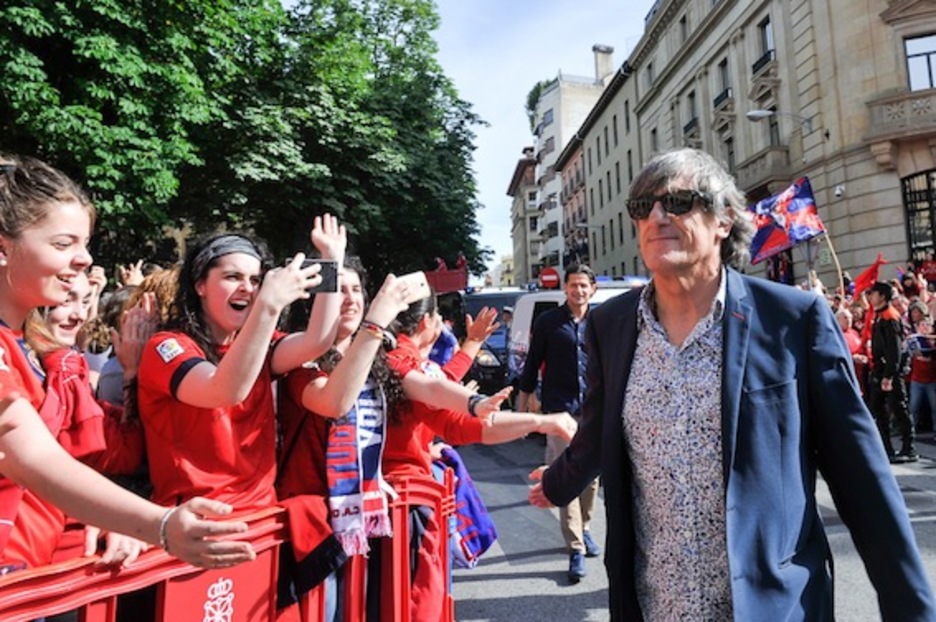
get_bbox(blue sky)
[433,1,658,277]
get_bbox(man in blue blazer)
[529,148,935,620]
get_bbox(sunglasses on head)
[625,189,713,220]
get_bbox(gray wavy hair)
[629,148,754,269]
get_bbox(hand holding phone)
[396,271,431,304]
[300,258,339,294]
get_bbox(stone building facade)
[557,0,936,286]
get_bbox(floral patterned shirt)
[622,274,733,620]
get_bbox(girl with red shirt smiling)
[137,216,345,513]
[0,154,254,570]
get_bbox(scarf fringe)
[366,512,393,538]
[336,529,371,557]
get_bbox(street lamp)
[746,109,813,133]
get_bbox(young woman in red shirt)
[0,153,254,571]
[137,215,344,514]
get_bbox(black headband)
[191,235,261,281]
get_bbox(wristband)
[360,319,385,340]
[360,319,397,350]
[159,506,181,553]
[467,393,485,417]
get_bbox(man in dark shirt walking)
[517,264,598,583]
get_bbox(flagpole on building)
[822,234,846,295]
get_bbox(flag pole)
[822,234,846,295]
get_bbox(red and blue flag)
[748,177,826,264]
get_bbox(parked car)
[507,276,648,384]
[437,288,526,396]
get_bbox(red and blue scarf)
[325,378,393,556]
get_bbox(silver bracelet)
[159,506,181,553]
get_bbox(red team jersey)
[138,331,280,512]
[383,334,483,482]
[0,324,64,567]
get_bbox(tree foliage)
[0,0,490,278]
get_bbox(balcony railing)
[751,49,775,76]
[866,89,936,141]
[734,145,791,191]
[683,117,699,134]
[713,87,733,109]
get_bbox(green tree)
[0,0,490,279]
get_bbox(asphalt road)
[451,433,936,622]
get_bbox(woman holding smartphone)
[137,216,345,514]
[0,154,254,570]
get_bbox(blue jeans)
[909,380,936,429]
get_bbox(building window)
[598,179,604,208]
[542,108,554,127]
[679,15,688,42]
[601,225,607,255]
[588,148,593,175]
[758,16,774,55]
[633,257,640,275]
[903,170,936,261]
[615,161,621,194]
[768,109,780,145]
[724,137,735,171]
[618,213,624,244]
[592,232,597,257]
[609,218,615,251]
[529,216,538,232]
[687,91,697,120]
[627,150,633,182]
[604,127,610,156]
[718,57,730,90]
[590,188,595,216]
[650,128,659,152]
[606,171,612,201]
[596,137,602,165]
[613,115,619,146]
[624,100,631,133]
[906,35,936,91]
[647,61,655,86]
[631,221,636,239]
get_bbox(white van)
[507,276,648,380]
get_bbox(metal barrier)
[0,471,455,622]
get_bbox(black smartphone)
[301,258,339,294]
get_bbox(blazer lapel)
[721,269,752,484]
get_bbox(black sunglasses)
[626,190,713,220]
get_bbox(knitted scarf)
[325,378,392,556]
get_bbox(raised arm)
[458,307,500,361]
[272,214,347,375]
[301,274,410,418]
[176,255,319,408]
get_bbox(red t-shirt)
[0,324,66,567]
[383,335,483,482]
[276,365,330,500]
[138,331,278,512]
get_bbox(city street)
[452,433,936,622]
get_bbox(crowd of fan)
[0,154,579,622]
[824,267,936,461]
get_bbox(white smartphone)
[397,270,431,304]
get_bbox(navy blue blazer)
[543,269,935,621]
